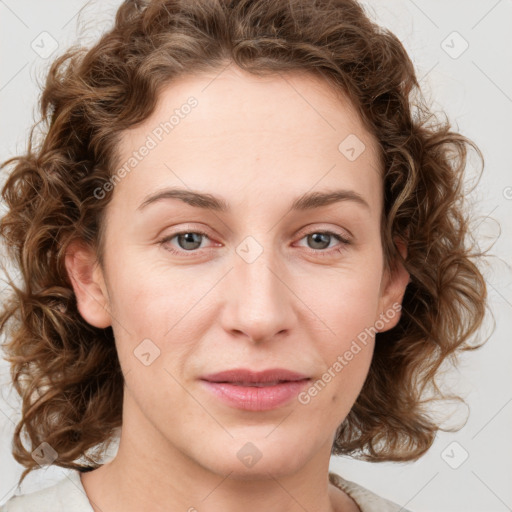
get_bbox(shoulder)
[329,471,413,512]
[1,471,94,512]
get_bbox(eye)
[296,230,351,257]
[158,228,351,258]
[158,230,213,255]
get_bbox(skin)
[65,64,410,512]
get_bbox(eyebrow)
[136,187,370,212]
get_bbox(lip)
[201,368,309,384]
[200,368,310,411]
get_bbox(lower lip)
[201,379,310,411]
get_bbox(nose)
[219,240,297,344]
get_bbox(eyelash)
[158,228,351,258]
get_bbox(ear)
[64,239,112,329]
[375,237,410,332]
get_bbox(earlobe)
[64,239,112,329]
[377,237,410,332]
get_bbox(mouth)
[200,368,311,411]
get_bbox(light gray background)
[1,1,511,510]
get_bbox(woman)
[0,0,487,510]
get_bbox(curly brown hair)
[0,0,489,485]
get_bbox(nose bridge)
[222,234,295,342]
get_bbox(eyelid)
[158,223,214,240]
[294,223,352,242]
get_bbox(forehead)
[112,65,382,214]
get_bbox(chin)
[196,436,311,481]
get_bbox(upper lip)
[201,368,310,384]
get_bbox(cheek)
[105,258,217,385]
[300,266,383,342]
[295,268,381,402]
[106,248,193,330]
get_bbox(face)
[66,65,409,479]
